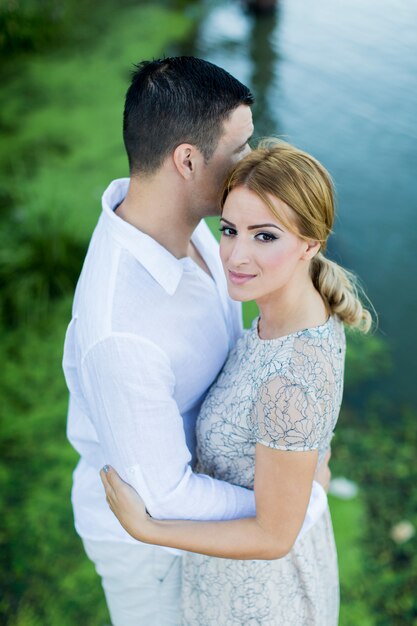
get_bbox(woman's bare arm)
[100,444,318,560]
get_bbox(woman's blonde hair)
[221,139,372,332]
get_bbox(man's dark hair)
[123,56,254,174]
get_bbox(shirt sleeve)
[80,333,256,521]
[298,481,328,537]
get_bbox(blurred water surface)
[177,0,417,406]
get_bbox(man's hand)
[314,448,332,493]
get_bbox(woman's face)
[219,186,313,303]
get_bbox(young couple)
[64,57,370,626]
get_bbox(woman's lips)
[228,270,256,285]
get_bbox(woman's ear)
[172,143,202,180]
[302,240,321,261]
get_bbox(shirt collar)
[101,178,186,296]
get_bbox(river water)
[176,0,417,406]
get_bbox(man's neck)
[115,175,200,259]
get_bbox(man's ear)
[172,143,202,180]
[302,239,321,261]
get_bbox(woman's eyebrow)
[220,217,236,226]
[248,223,284,232]
[221,217,284,233]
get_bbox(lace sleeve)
[253,375,323,451]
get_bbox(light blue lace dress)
[181,316,346,626]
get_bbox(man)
[63,57,329,626]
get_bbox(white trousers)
[83,539,182,626]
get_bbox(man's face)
[196,105,254,216]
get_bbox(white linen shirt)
[64,178,326,546]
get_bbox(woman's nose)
[229,239,251,267]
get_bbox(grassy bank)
[0,3,193,241]
[1,4,194,624]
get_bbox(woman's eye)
[255,232,277,242]
[219,226,237,237]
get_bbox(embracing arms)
[101,443,322,559]
[78,333,257,521]
[100,369,332,560]
[81,334,327,530]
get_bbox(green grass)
[1,299,111,626]
[0,4,193,239]
[0,4,195,624]
[329,494,374,626]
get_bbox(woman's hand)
[100,465,152,542]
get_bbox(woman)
[100,140,371,625]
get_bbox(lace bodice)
[196,315,346,489]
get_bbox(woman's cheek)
[263,247,290,270]
[262,243,300,278]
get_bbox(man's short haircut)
[123,56,254,175]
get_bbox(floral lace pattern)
[181,316,345,625]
